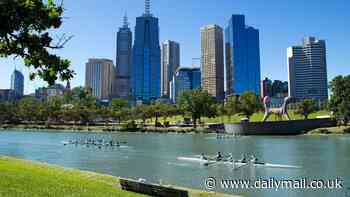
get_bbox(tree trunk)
[155,115,158,127]
[192,116,197,128]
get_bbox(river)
[0,129,349,197]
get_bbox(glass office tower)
[225,15,261,96]
[116,14,132,100]
[10,69,24,98]
[131,0,161,103]
[287,37,328,102]
[169,67,201,103]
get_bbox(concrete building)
[287,37,328,102]
[272,80,288,98]
[85,58,116,100]
[169,67,201,103]
[10,69,24,99]
[200,24,225,100]
[0,89,15,101]
[260,77,272,98]
[225,15,261,96]
[35,84,68,100]
[115,14,132,100]
[161,40,180,97]
[132,0,161,103]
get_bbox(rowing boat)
[227,161,301,169]
[177,157,217,166]
[177,156,301,169]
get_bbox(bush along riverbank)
[0,156,238,197]
[308,126,350,135]
[0,123,212,134]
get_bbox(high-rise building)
[200,24,225,100]
[261,77,289,99]
[225,15,261,96]
[287,37,328,102]
[132,0,161,103]
[260,77,272,98]
[161,40,180,97]
[0,89,15,101]
[85,58,116,100]
[10,69,24,98]
[115,14,132,100]
[169,67,201,103]
[272,80,288,98]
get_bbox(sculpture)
[262,96,292,122]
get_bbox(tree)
[329,75,350,125]
[150,101,164,127]
[0,101,18,123]
[238,92,261,120]
[178,89,217,127]
[225,95,240,121]
[109,98,128,123]
[62,87,97,124]
[0,0,74,85]
[18,97,43,122]
[45,96,64,122]
[161,104,178,124]
[296,99,317,120]
[111,98,128,111]
[133,104,152,125]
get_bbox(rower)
[200,153,207,160]
[251,155,258,163]
[216,152,223,161]
[241,154,247,163]
[227,153,233,161]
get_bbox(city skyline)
[0,0,349,94]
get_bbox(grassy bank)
[159,110,330,124]
[0,156,237,197]
[0,110,333,134]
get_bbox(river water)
[0,129,349,197]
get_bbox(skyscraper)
[260,77,272,98]
[116,14,132,100]
[225,15,261,96]
[85,58,116,100]
[161,40,180,97]
[200,24,225,100]
[10,69,24,98]
[287,37,328,102]
[169,67,201,103]
[272,80,288,98]
[132,0,161,103]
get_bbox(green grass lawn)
[0,156,238,197]
[143,110,330,125]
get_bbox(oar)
[203,161,218,167]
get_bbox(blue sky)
[1,0,349,94]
